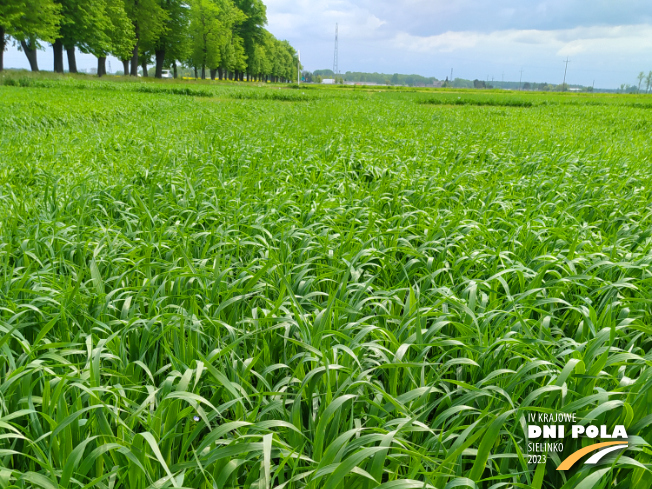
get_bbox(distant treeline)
[308,70,438,86]
[0,0,299,82]
[304,69,599,91]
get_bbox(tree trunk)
[155,48,165,78]
[194,67,198,79]
[218,67,223,80]
[20,40,39,71]
[210,68,216,80]
[122,59,129,75]
[141,59,148,77]
[98,56,106,77]
[66,47,78,73]
[201,65,205,79]
[0,26,5,71]
[173,61,177,78]
[130,40,139,76]
[53,40,64,73]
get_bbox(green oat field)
[1,74,652,489]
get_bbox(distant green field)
[1,74,652,489]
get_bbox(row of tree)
[0,0,299,82]
[636,71,652,93]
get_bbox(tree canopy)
[0,0,298,81]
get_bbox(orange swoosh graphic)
[557,441,628,471]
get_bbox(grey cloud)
[264,0,652,88]
[352,0,652,35]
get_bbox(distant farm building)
[322,79,336,84]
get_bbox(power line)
[563,57,571,90]
[333,23,339,76]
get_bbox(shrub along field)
[0,75,651,489]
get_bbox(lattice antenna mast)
[333,23,339,76]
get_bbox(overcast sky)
[5,0,652,88]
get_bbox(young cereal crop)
[0,78,651,489]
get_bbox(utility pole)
[333,24,339,77]
[562,57,570,91]
[450,68,453,81]
[519,69,523,91]
[298,50,300,85]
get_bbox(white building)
[322,79,336,84]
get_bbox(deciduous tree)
[232,0,265,80]
[124,0,167,76]
[154,0,189,78]
[85,0,134,76]
[52,0,107,73]
[1,0,61,71]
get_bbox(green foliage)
[232,0,266,59]
[56,0,110,51]
[156,0,190,68]
[419,96,534,107]
[101,0,134,59]
[0,78,651,488]
[188,0,226,71]
[1,0,62,44]
[123,0,167,50]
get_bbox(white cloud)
[394,31,480,53]
[266,0,387,41]
[392,24,652,56]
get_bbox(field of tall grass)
[0,76,651,489]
